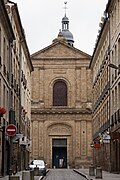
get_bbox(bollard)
[30,170,34,180]
[34,167,40,176]
[10,176,20,180]
[89,164,95,176]
[95,166,102,179]
[22,170,30,180]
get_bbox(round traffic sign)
[6,124,17,136]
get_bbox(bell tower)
[61,2,74,46]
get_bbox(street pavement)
[43,169,87,179]
[0,168,120,180]
[0,171,43,180]
[74,168,120,180]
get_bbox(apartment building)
[90,0,120,173]
[0,0,33,176]
[106,0,120,173]
[0,0,15,176]
[90,11,110,171]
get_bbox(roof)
[31,38,91,60]
[0,0,15,42]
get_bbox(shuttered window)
[53,81,67,106]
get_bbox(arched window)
[53,81,67,106]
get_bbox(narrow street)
[42,169,86,180]
[1,0,120,178]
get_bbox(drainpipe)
[19,37,23,171]
[108,9,112,173]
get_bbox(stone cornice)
[0,0,15,42]
[31,108,92,114]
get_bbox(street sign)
[6,124,17,136]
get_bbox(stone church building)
[30,13,93,168]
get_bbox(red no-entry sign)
[6,124,17,136]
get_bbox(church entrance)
[52,139,67,168]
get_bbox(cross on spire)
[64,2,68,14]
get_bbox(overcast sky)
[13,0,108,55]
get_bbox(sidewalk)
[74,168,120,180]
[0,171,22,180]
[0,171,43,180]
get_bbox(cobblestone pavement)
[0,171,43,180]
[74,168,120,180]
[43,169,87,180]
[1,168,120,180]
[34,176,43,180]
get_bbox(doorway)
[52,139,67,168]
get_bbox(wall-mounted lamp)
[108,63,120,70]
[0,107,6,117]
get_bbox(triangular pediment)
[31,41,91,60]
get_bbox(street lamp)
[108,63,120,70]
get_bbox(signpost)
[6,124,17,137]
[6,124,17,179]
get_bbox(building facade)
[31,14,93,169]
[90,11,111,171]
[0,0,15,176]
[106,0,120,173]
[90,0,120,173]
[0,0,33,176]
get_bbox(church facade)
[30,13,93,168]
